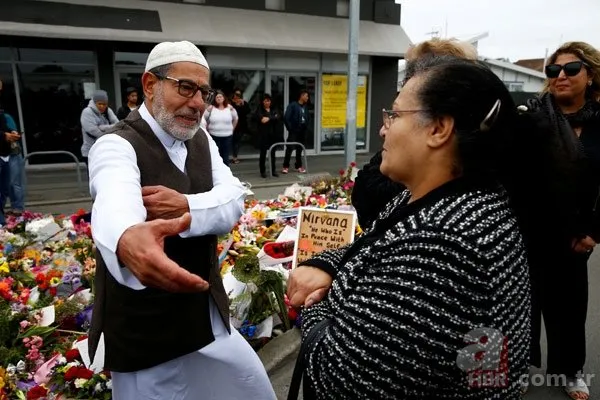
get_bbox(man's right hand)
[116,213,210,292]
[287,266,332,308]
[4,131,20,142]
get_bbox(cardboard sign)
[293,207,357,268]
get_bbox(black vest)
[88,111,231,372]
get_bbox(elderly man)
[87,41,276,399]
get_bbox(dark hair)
[212,90,228,107]
[298,90,309,100]
[126,87,138,95]
[233,87,243,97]
[262,93,272,102]
[408,56,577,254]
[148,64,172,78]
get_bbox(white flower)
[16,360,26,372]
[74,378,88,388]
[106,380,113,390]
[95,383,103,392]
[27,287,40,306]
[56,356,67,365]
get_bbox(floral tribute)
[0,164,359,398]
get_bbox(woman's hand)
[572,235,596,254]
[287,266,332,308]
[261,116,270,124]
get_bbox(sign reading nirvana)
[293,207,357,268]
[321,74,368,129]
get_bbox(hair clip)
[480,99,502,132]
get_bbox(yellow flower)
[0,262,9,274]
[251,210,266,221]
[49,277,61,287]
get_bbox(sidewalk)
[22,153,375,207]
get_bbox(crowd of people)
[1,35,599,400]
[79,80,309,179]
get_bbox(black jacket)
[284,101,309,133]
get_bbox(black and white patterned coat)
[301,178,531,399]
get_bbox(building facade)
[0,0,411,165]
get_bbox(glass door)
[114,67,144,111]
[269,73,317,151]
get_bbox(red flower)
[77,334,88,342]
[26,385,48,400]
[77,367,94,380]
[350,161,357,168]
[48,287,57,297]
[35,273,45,284]
[64,366,78,381]
[65,348,81,362]
[339,169,345,176]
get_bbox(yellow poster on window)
[321,74,367,129]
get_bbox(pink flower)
[20,320,30,330]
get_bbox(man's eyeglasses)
[382,108,429,128]
[545,61,589,79]
[153,73,216,102]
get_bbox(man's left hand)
[142,185,190,221]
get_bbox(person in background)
[231,88,250,164]
[521,41,600,400]
[2,112,24,215]
[203,90,238,166]
[116,87,139,120]
[351,38,479,229]
[256,93,280,178]
[282,90,309,174]
[80,90,118,170]
[0,78,20,225]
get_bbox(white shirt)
[203,106,238,137]
[88,103,246,290]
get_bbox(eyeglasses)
[545,61,589,78]
[153,73,216,102]
[382,108,429,128]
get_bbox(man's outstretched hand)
[116,213,209,292]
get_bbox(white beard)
[152,86,200,141]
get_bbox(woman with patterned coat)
[287,56,575,399]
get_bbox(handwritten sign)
[293,207,357,268]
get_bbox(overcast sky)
[396,0,600,62]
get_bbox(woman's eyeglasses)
[545,61,589,79]
[382,108,428,128]
[153,73,216,102]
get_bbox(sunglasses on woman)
[545,61,589,78]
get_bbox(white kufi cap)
[145,40,209,72]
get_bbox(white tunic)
[88,104,276,400]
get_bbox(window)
[0,63,18,128]
[17,63,96,163]
[0,48,12,62]
[336,0,350,17]
[321,74,368,151]
[265,0,284,11]
[115,52,149,67]
[506,82,524,92]
[210,69,266,155]
[14,48,95,64]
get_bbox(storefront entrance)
[269,73,317,153]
